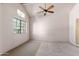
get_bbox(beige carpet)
[7,40,41,56]
[7,40,79,56]
[36,41,79,56]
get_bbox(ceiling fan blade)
[47,5,54,10]
[47,11,54,13]
[39,6,45,10]
[37,11,44,13]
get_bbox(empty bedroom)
[0,3,79,56]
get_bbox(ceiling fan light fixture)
[44,12,46,16]
[38,3,54,16]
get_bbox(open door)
[76,18,79,44]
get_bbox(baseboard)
[0,52,9,56]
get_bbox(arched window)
[13,9,26,34]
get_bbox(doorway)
[76,18,79,44]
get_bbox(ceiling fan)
[38,4,54,16]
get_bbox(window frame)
[13,16,26,34]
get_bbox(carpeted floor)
[7,40,79,56]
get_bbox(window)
[13,17,26,34]
[17,9,25,18]
[13,9,26,34]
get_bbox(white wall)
[0,4,29,54]
[69,4,79,45]
[31,3,74,42]
[0,4,1,41]
[0,4,2,55]
[32,15,69,42]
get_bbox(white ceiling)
[23,3,75,17]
